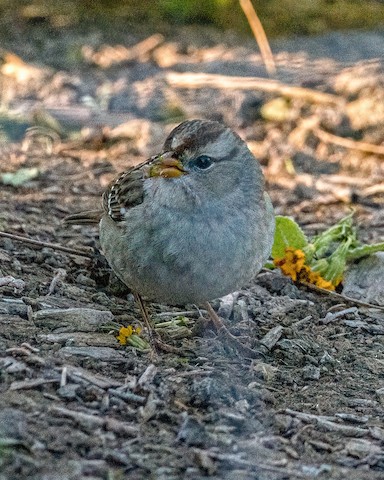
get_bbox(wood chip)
[260,325,284,350]
[33,308,114,331]
[316,418,368,437]
[137,364,157,390]
[9,378,59,390]
[59,346,124,362]
[66,365,122,389]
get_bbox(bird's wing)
[64,156,152,226]
[64,209,103,225]
[102,167,146,222]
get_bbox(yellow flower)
[116,325,142,345]
[274,247,306,281]
[299,265,335,291]
[274,248,336,291]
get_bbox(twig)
[361,183,384,197]
[284,409,339,423]
[10,378,59,390]
[261,269,384,311]
[65,365,122,389]
[285,409,368,437]
[83,34,164,68]
[300,280,384,311]
[108,388,146,405]
[314,127,384,156]
[239,0,276,76]
[156,310,197,317]
[193,449,310,478]
[166,72,343,106]
[124,33,164,59]
[48,268,67,295]
[0,231,93,257]
[321,306,358,324]
[50,405,139,436]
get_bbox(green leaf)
[311,211,355,258]
[271,216,308,259]
[347,242,384,261]
[322,238,352,285]
[127,334,150,351]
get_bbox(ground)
[0,23,384,480]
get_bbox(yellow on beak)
[148,156,187,178]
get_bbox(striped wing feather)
[102,168,145,222]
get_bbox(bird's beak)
[148,152,188,178]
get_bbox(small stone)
[0,300,28,318]
[370,426,384,441]
[343,253,384,306]
[91,292,111,305]
[320,351,335,365]
[177,414,208,447]
[345,438,381,458]
[1,238,15,251]
[76,273,96,288]
[217,292,238,319]
[0,408,26,439]
[260,325,283,350]
[3,357,28,374]
[234,399,250,414]
[375,387,384,405]
[302,365,321,380]
[57,384,80,400]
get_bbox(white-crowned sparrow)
[66,119,275,351]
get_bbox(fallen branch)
[314,127,384,156]
[261,269,384,311]
[300,280,384,312]
[166,72,343,106]
[0,231,93,257]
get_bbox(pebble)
[343,253,384,306]
[302,365,321,380]
[76,273,97,288]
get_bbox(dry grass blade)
[300,281,384,312]
[82,34,164,68]
[314,127,384,156]
[0,231,93,257]
[239,0,276,76]
[166,72,344,106]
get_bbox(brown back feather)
[102,168,145,222]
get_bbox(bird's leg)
[133,292,185,354]
[133,292,156,344]
[203,301,263,359]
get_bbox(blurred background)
[1,0,384,40]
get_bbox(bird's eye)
[192,155,214,170]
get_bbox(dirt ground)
[0,23,384,480]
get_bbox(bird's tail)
[63,210,102,225]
